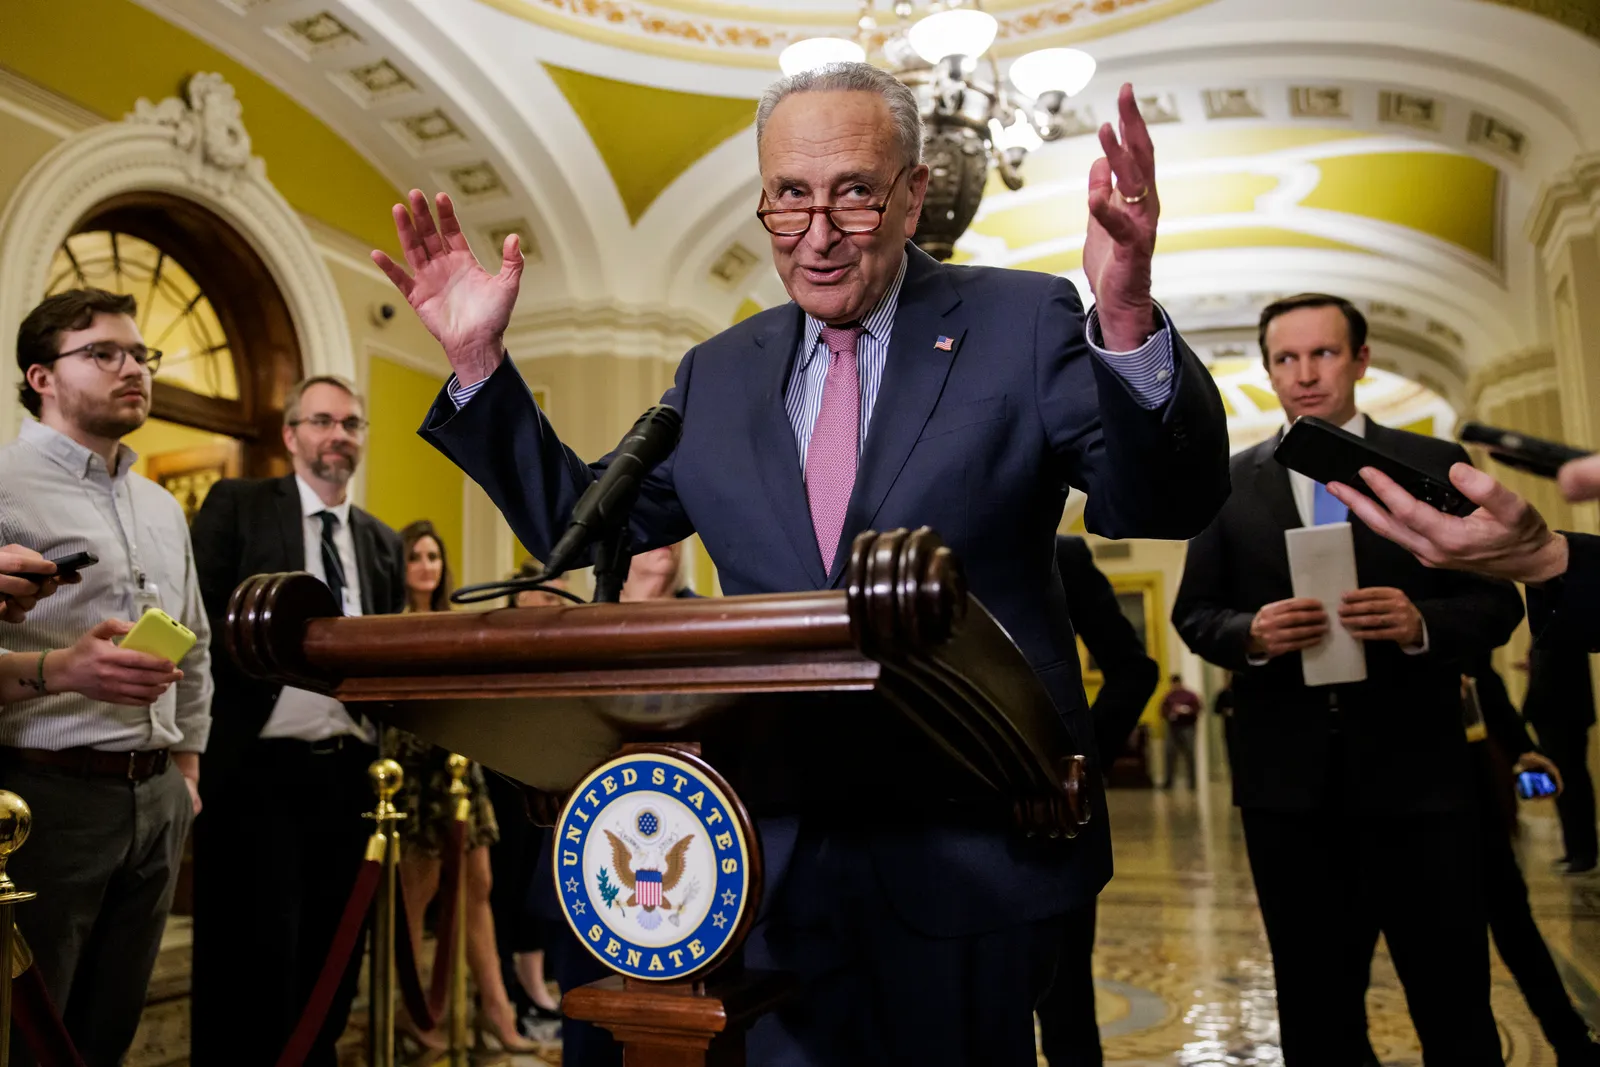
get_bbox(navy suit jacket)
[422,244,1229,931]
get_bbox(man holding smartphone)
[0,288,212,1067]
[1172,293,1525,1066]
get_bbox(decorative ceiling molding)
[506,300,718,360]
[466,0,1218,67]
[0,71,355,443]
[1527,151,1600,254]
[1467,345,1558,414]
[0,67,100,138]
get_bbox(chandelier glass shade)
[906,9,997,64]
[779,2,1097,260]
[778,37,866,75]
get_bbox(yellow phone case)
[120,609,197,664]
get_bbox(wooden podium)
[227,528,1088,1065]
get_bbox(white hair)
[755,62,923,169]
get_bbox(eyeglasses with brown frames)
[756,166,908,237]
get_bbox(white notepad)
[1284,522,1367,687]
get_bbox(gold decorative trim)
[468,0,1217,67]
[1480,0,1600,44]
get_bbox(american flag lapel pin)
[934,335,954,351]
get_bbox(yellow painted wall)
[363,355,464,560]
[2,0,404,253]
[544,64,755,223]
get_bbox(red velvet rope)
[394,817,468,1031]
[274,856,382,1067]
[11,963,87,1067]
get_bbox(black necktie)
[317,510,347,615]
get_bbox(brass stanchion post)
[365,760,405,1067]
[0,793,35,1067]
[445,755,471,1067]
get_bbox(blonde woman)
[388,520,534,1052]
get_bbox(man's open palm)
[372,189,523,386]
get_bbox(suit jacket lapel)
[274,475,306,573]
[828,247,963,586]
[747,304,829,587]
[350,511,380,615]
[1254,439,1303,533]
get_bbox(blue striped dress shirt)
[448,257,1180,470]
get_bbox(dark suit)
[1528,532,1600,651]
[1524,647,1598,867]
[188,475,405,1067]
[1467,658,1599,1058]
[422,244,1230,1065]
[1173,425,1524,1067]
[1038,535,1158,1067]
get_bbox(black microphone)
[541,405,684,578]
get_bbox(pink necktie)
[806,325,864,572]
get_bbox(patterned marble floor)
[505,782,1600,1066]
[131,781,1600,1066]
[1086,783,1600,1067]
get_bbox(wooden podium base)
[562,970,794,1067]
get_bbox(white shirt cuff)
[1401,618,1430,655]
[1084,306,1177,410]
[447,373,490,410]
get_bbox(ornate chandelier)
[779,2,1096,260]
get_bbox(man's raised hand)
[1084,83,1160,352]
[372,190,523,387]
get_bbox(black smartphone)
[1458,422,1591,479]
[3,550,98,581]
[1274,417,1478,518]
[1516,770,1558,800]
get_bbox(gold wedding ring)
[1119,185,1150,204]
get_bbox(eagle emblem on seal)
[604,830,694,913]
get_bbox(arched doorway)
[45,191,304,519]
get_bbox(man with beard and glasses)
[188,376,405,1067]
[0,288,211,1067]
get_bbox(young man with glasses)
[188,376,405,1067]
[0,287,211,1066]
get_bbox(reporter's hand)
[47,619,183,706]
[1514,752,1564,797]
[1327,464,1569,585]
[1559,453,1600,504]
[1339,587,1423,645]
[0,546,65,624]
[372,190,523,388]
[1247,597,1329,659]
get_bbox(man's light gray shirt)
[0,420,213,752]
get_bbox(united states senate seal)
[553,748,755,981]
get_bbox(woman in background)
[492,560,566,1032]
[389,521,535,1052]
